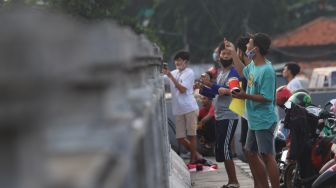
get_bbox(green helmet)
[288,91,312,107]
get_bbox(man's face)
[201,96,211,107]
[201,73,210,82]
[220,49,232,60]
[282,66,290,78]
[237,49,250,65]
[174,58,187,71]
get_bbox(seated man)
[197,96,216,148]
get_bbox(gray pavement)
[191,157,253,188]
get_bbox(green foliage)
[1,0,334,63]
[45,0,164,52]
[151,0,288,62]
[150,0,335,62]
[46,0,127,20]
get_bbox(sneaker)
[180,152,190,159]
[221,183,240,188]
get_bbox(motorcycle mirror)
[324,99,336,111]
[324,101,332,108]
[284,101,292,109]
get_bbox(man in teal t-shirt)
[243,59,278,130]
[224,33,280,188]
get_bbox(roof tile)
[272,17,336,47]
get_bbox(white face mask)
[176,65,186,71]
[245,47,256,60]
[175,60,187,71]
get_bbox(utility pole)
[183,17,189,51]
[242,0,252,34]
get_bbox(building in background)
[270,17,336,78]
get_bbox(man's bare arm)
[224,40,246,79]
[163,69,187,93]
[232,90,271,103]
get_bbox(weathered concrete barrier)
[0,7,177,188]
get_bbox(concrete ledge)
[169,149,191,188]
[234,159,253,178]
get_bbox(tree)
[150,0,288,62]
[1,0,334,63]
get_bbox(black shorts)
[240,117,248,147]
[215,119,238,162]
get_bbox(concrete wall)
[0,8,173,188]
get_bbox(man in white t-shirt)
[282,63,304,93]
[163,51,200,164]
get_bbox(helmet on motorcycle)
[288,91,312,107]
[276,86,292,106]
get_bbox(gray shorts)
[244,124,276,155]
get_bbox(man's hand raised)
[163,68,173,78]
[223,38,246,79]
[224,38,236,54]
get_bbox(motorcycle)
[282,99,336,188]
[312,142,336,188]
[312,99,336,188]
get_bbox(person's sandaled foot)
[221,183,240,188]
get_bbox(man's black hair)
[285,63,301,77]
[174,51,190,61]
[236,36,249,53]
[250,33,271,56]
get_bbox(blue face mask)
[212,52,218,62]
[246,48,256,60]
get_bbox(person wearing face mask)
[199,42,241,188]
[163,51,201,164]
[207,45,222,82]
[225,33,279,188]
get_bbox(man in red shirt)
[197,96,216,147]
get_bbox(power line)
[197,0,222,35]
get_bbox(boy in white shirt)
[163,51,200,164]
